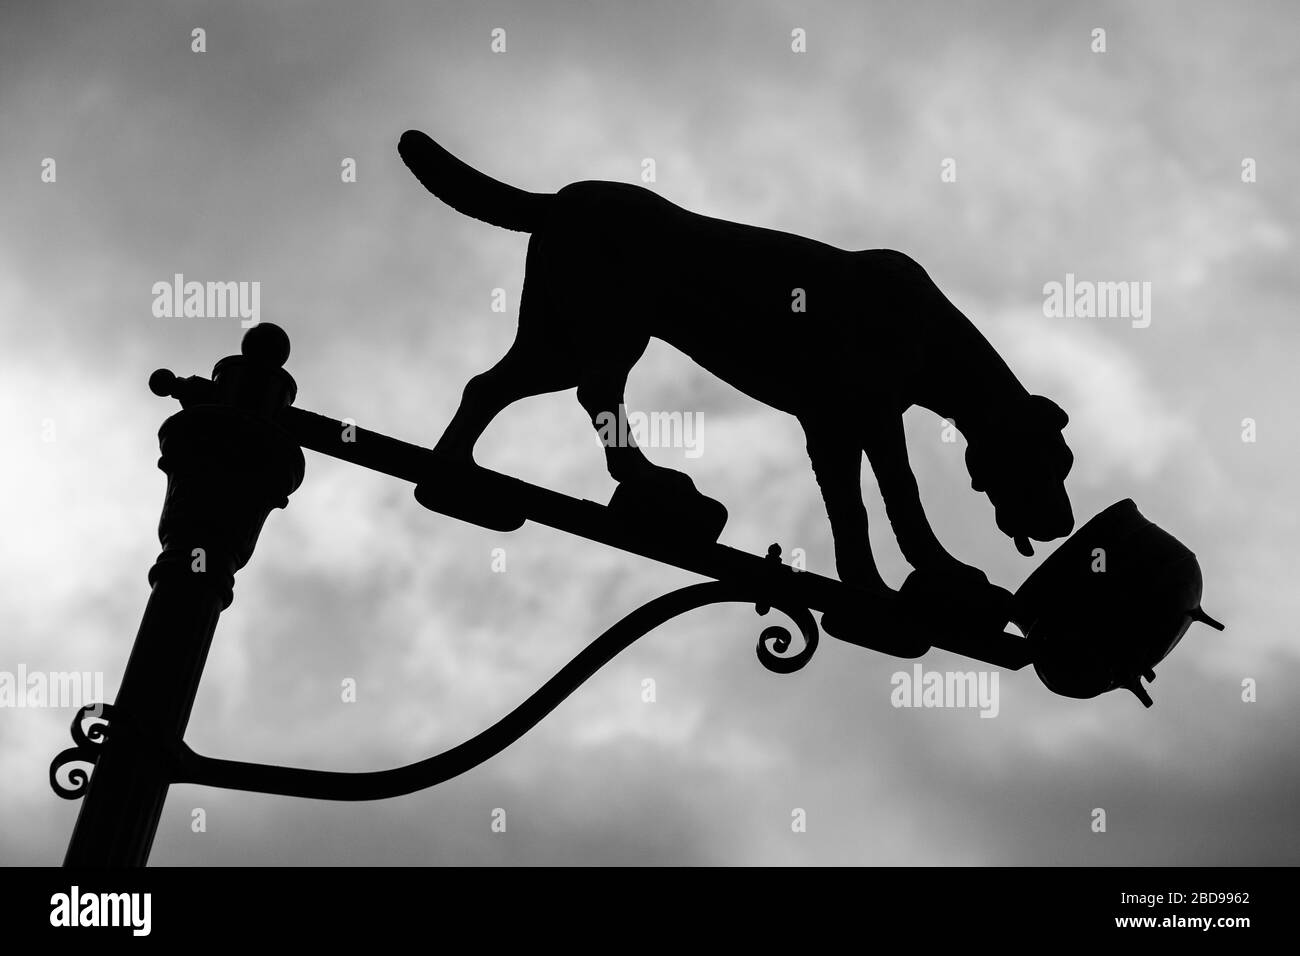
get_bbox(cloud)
[996,309,1197,484]
[3,0,1297,865]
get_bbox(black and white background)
[2,0,1297,866]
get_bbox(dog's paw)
[901,562,1012,633]
[821,587,931,657]
[414,460,527,532]
[608,467,728,544]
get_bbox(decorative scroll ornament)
[50,704,115,799]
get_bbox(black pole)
[63,325,304,867]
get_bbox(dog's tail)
[398,130,553,233]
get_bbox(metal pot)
[1011,499,1223,706]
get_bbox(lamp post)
[58,322,1213,866]
[59,326,304,866]
[49,323,858,864]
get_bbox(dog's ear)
[1028,395,1069,431]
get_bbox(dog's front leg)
[862,413,1011,628]
[802,422,890,597]
[860,413,955,573]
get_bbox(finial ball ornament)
[148,368,178,397]
[241,323,291,368]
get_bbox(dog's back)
[398,130,952,410]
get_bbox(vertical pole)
[63,325,304,867]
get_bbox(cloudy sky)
[2,0,1297,865]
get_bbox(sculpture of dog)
[399,130,1075,625]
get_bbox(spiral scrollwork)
[754,603,819,674]
[49,704,114,800]
[751,543,819,674]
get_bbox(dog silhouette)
[399,130,1074,623]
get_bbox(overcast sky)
[2,0,1298,865]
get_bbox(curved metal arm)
[170,582,817,801]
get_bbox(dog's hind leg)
[575,360,656,483]
[432,260,580,462]
[432,339,578,461]
[577,358,728,542]
[417,332,579,527]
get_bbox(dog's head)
[965,395,1074,557]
